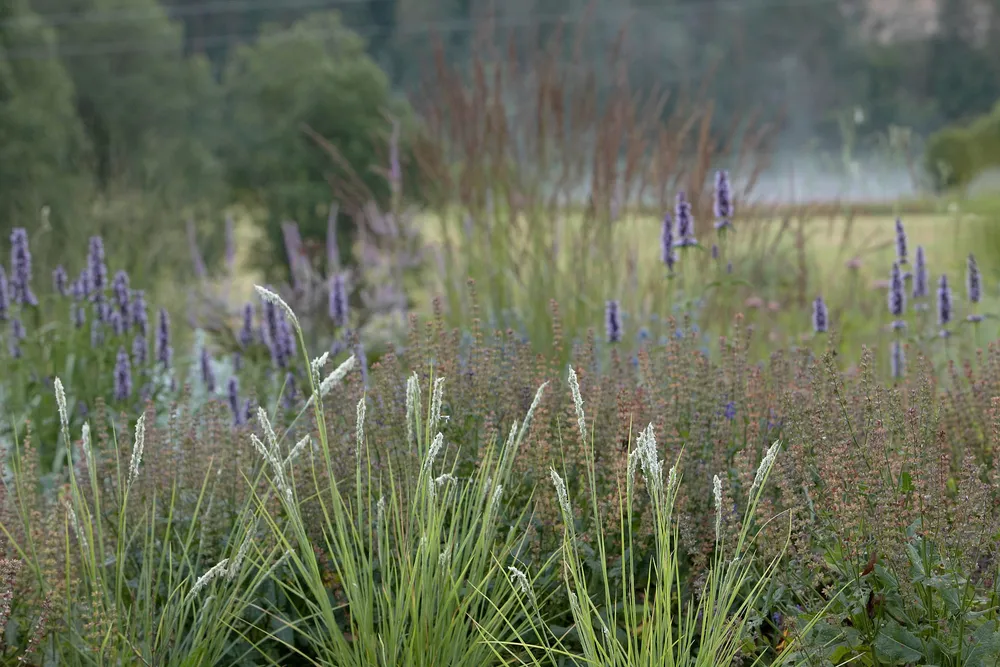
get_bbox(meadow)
[3,51,1000,665]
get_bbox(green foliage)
[222,11,410,276]
[0,0,90,228]
[925,102,1000,191]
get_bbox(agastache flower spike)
[674,191,697,247]
[113,346,132,401]
[329,273,348,328]
[228,376,242,426]
[131,291,148,336]
[605,300,622,344]
[913,246,928,299]
[10,228,37,306]
[966,254,981,304]
[0,265,8,321]
[713,170,733,231]
[937,274,952,329]
[156,307,172,368]
[132,334,147,367]
[239,303,254,348]
[53,266,68,297]
[87,237,107,296]
[200,346,216,393]
[112,271,130,327]
[812,296,828,333]
[888,262,906,322]
[894,218,908,264]
[660,213,676,271]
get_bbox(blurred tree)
[0,0,90,233]
[221,11,411,278]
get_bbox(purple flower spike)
[0,266,8,321]
[87,237,107,296]
[937,274,952,327]
[239,303,254,348]
[713,170,733,231]
[131,291,148,337]
[674,191,697,247]
[913,246,928,299]
[156,307,172,368]
[132,334,147,367]
[812,296,828,333]
[888,262,906,319]
[112,271,130,327]
[966,254,981,304]
[113,346,132,401]
[53,266,68,297]
[329,273,349,328]
[228,376,242,426]
[894,218,908,265]
[660,214,676,271]
[283,372,297,410]
[200,346,216,393]
[10,228,37,306]
[109,309,124,336]
[605,300,622,344]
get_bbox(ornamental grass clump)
[247,286,549,666]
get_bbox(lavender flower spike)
[812,296,828,333]
[888,262,906,319]
[329,273,348,328]
[10,228,38,306]
[660,213,676,271]
[937,274,952,329]
[912,246,928,299]
[894,218,908,265]
[713,170,733,231]
[605,300,622,344]
[156,307,172,368]
[113,346,132,401]
[0,266,8,321]
[674,191,697,247]
[53,266,68,297]
[200,346,216,393]
[966,254,981,304]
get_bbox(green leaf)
[873,621,924,664]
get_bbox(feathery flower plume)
[53,266,68,297]
[428,377,445,435]
[406,372,420,448]
[890,340,905,379]
[515,381,549,445]
[0,266,8,321]
[894,218,908,264]
[605,300,621,343]
[567,366,587,443]
[750,442,780,494]
[200,347,216,393]
[937,274,952,329]
[81,423,91,461]
[254,285,300,332]
[713,170,733,231]
[54,378,68,438]
[966,253,981,304]
[356,396,366,460]
[187,559,230,601]
[127,412,147,487]
[713,474,724,540]
[329,272,348,327]
[10,228,37,306]
[674,191,697,247]
[549,468,571,517]
[156,307,172,368]
[315,355,356,399]
[228,376,242,426]
[912,246,928,299]
[660,213,676,271]
[113,346,132,401]
[888,262,906,320]
[812,296,828,333]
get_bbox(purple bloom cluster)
[112,271,131,328]
[913,246,928,299]
[894,218,908,265]
[812,296,828,333]
[88,237,107,296]
[605,300,622,344]
[114,346,132,401]
[937,274,952,329]
[10,228,38,306]
[0,266,8,321]
[131,290,148,336]
[53,266,68,297]
[156,307,172,368]
[329,273,349,328]
[966,254,981,304]
[660,214,676,272]
[713,170,733,231]
[132,334,147,367]
[888,262,906,321]
[674,192,697,247]
[239,302,255,348]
